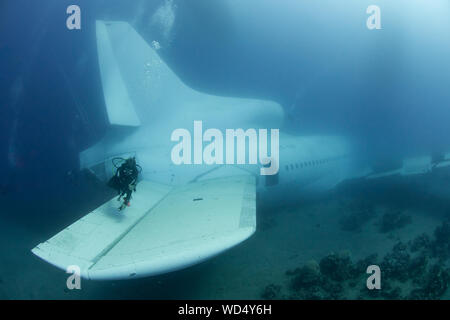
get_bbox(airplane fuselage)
[81,126,358,207]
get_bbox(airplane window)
[285,165,289,171]
[290,164,294,170]
[295,163,299,169]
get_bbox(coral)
[301,286,325,300]
[422,265,450,299]
[279,221,450,300]
[354,254,379,275]
[378,210,412,233]
[287,260,329,300]
[287,259,347,300]
[321,279,343,300]
[408,253,428,280]
[381,242,410,282]
[319,251,354,281]
[381,286,402,300]
[407,265,450,300]
[261,284,282,300]
[430,221,450,260]
[289,260,322,291]
[408,233,431,253]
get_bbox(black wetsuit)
[109,159,139,207]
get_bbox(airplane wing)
[31,175,256,280]
[366,153,450,179]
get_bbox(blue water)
[1,0,450,299]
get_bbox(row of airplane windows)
[285,155,348,171]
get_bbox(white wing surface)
[32,176,256,280]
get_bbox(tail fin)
[81,21,283,173]
[96,20,197,127]
[95,20,283,132]
[96,21,141,126]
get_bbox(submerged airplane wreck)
[31,20,450,282]
[31,21,263,280]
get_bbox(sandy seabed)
[1,170,450,300]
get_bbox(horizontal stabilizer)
[367,153,450,179]
[32,176,256,280]
[434,152,450,169]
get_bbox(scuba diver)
[107,157,141,211]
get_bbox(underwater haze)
[1,0,450,299]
